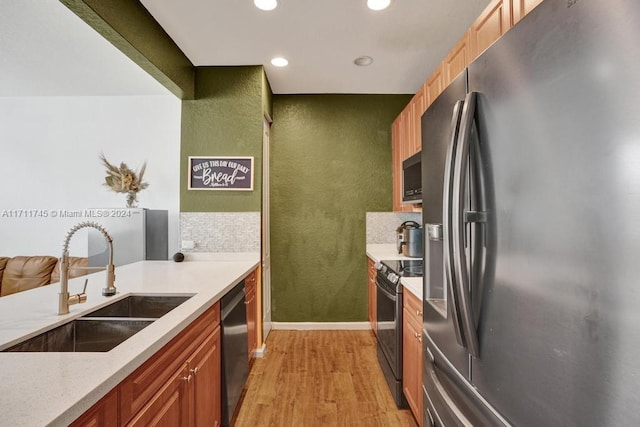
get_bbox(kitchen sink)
[3,294,194,352]
[82,294,193,319]
[3,318,154,352]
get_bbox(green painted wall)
[262,70,273,121]
[61,0,195,99]
[270,94,411,321]
[181,67,267,212]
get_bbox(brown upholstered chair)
[0,256,58,297]
[0,257,8,288]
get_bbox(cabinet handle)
[417,334,422,343]
[190,366,199,375]
[182,374,192,383]
[416,309,422,317]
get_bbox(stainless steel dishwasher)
[221,280,249,426]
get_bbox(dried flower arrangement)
[99,153,149,208]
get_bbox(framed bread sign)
[188,156,254,191]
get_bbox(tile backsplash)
[180,212,260,252]
[366,212,421,244]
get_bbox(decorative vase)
[126,191,138,208]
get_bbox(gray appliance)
[88,208,168,267]
[421,0,640,425]
[376,259,423,408]
[221,281,249,426]
[396,220,423,258]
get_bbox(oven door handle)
[376,279,398,302]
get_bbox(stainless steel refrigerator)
[88,208,168,267]
[421,0,640,425]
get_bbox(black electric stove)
[375,257,424,408]
[377,259,424,285]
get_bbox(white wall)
[0,95,181,258]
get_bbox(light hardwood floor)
[234,330,418,427]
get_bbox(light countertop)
[366,243,423,300]
[0,252,260,426]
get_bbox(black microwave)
[402,152,422,203]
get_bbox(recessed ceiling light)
[271,57,289,67]
[354,56,374,66]
[367,0,391,11]
[254,0,278,11]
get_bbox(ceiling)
[0,0,169,97]
[1,0,491,97]
[140,0,490,94]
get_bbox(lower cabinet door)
[70,389,118,427]
[191,325,222,427]
[127,364,191,427]
[403,306,423,426]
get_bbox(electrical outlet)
[181,240,195,250]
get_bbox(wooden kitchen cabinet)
[191,326,222,427]
[127,363,191,426]
[470,0,512,60]
[512,0,544,24]
[245,268,258,360]
[411,88,427,155]
[129,326,221,427]
[443,30,471,87]
[391,0,542,214]
[425,63,444,107]
[403,290,423,426]
[119,302,221,426]
[392,117,400,212]
[392,115,414,213]
[392,99,423,213]
[367,257,377,335]
[70,389,118,427]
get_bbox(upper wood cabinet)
[391,88,426,212]
[425,64,444,108]
[391,0,543,213]
[512,0,544,24]
[391,117,403,212]
[443,30,471,87]
[470,0,512,60]
[411,88,427,155]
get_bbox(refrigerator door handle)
[442,99,466,348]
[452,91,481,357]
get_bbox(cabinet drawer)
[404,291,423,327]
[120,302,220,424]
[245,269,257,288]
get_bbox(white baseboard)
[271,322,372,331]
[253,343,267,358]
